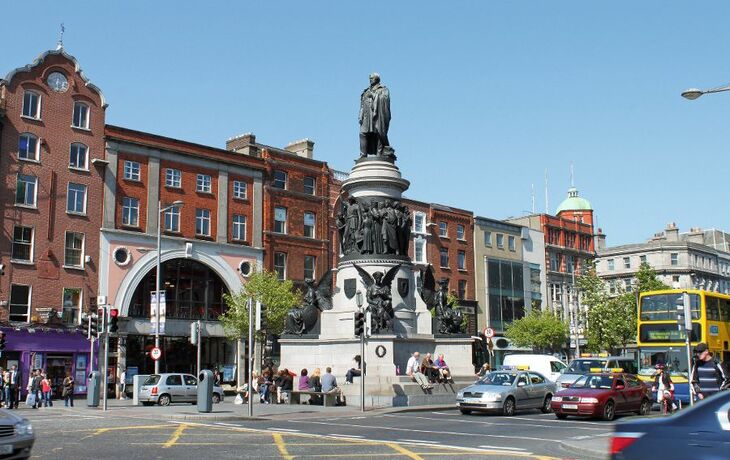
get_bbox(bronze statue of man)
[359,73,391,157]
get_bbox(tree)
[635,262,670,292]
[505,310,568,353]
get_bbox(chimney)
[226,133,259,157]
[594,228,607,251]
[665,222,679,242]
[687,227,705,244]
[285,138,315,159]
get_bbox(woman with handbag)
[62,372,74,407]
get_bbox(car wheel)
[555,413,568,420]
[502,397,516,416]
[158,394,171,407]
[602,400,615,421]
[212,393,221,404]
[459,408,471,415]
[541,394,552,413]
[638,398,651,416]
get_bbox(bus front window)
[640,293,700,321]
[639,349,688,378]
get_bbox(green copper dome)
[556,187,592,214]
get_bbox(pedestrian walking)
[62,371,75,407]
[652,363,674,414]
[41,372,53,407]
[29,370,42,409]
[691,343,730,401]
[7,365,20,409]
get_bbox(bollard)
[197,370,214,413]
[87,371,101,407]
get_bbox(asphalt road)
[20,404,618,459]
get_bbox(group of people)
[241,365,344,406]
[337,197,411,256]
[406,352,452,390]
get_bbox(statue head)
[369,73,380,85]
[439,278,449,290]
[373,271,384,282]
[304,278,315,287]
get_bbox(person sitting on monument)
[345,355,363,385]
[259,370,272,404]
[298,369,310,391]
[420,353,439,384]
[308,368,323,405]
[407,352,433,390]
[321,367,344,405]
[434,354,453,383]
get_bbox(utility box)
[87,371,101,407]
[132,374,147,406]
[197,370,213,413]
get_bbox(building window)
[304,255,316,280]
[458,280,467,300]
[122,197,139,226]
[62,288,82,326]
[273,170,287,189]
[164,206,180,232]
[196,174,212,193]
[548,228,560,245]
[608,259,615,270]
[165,168,181,188]
[195,209,211,236]
[609,281,616,295]
[567,255,575,273]
[487,259,526,331]
[67,183,87,214]
[15,175,37,207]
[508,235,516,251]
[18,133,39,161]
[458,251,466,270]
[303,176,316,195]
[22,90,40,119]
[72,101,90,129]
[232,214,247,241]
[69,143,88,169]
[623,257,630,269]
[456,224,465,240]
[11,226,33,262]
[484,231,492,246]
[304,212,316,238]
[274,252,287,280]
[440,248,449,267]
[550,253,559,271]
[413,212,426,233]
[671,253,678,266]
[640,255,647,265]
[672,275,680,283]
[496,234,504,249]
[233,180,247,199]
[123,160,141,181]
[274,207,287,234]
[439,222,448,237]
[565,232,576,248]
[414,238,426,263]
[64,232,84,268]
[9,285,31,323]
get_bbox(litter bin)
[87,371,101,407]
[197,370,213,413]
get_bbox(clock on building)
[47,72,68,93]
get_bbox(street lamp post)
[155,200,184,374]
[355,291,365,413]
[681,84,730,100]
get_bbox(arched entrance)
[128,258,229,321]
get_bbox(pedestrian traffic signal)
[354,311,365,337]
[90,313,99,337]
[0,332,6,351]
[258,302,268,331]
[108,308,119,333]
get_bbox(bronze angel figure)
[283,270,333,335]
[353,264,400,334]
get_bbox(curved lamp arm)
[682,84,730,100]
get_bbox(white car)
[138,373,225,406]
[502,354,567,382]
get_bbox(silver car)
[139,373,225,406]
[556,356,638,388]
[456,369,557,416]
[0,409,34,459]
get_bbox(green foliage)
[505,310,568,352]
[220,268,301,339]
[635,262,670,292]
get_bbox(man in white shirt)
[406,352,432,390]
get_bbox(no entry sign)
[150,347,162,361]
[484,327,495,338]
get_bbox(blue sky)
[3,1,730,246]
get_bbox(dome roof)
[556,187,592,214]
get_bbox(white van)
[502,354,567,382]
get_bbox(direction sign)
[150,347,162,361]
[484,327,495,338]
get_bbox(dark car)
[610,390,730,459]
[551,372,652,421]
[0,409,34,459]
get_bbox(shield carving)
[344,278,357,299]
[397,277,409,298]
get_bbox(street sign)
[484,327,495,338]
[150,347,162,361]
[150,291,167,335]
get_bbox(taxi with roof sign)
[557,353,639,388]
[551,368,652,421]
[456,365,557,416]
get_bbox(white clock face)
[47,72,68,93]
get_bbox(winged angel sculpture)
[283,270,333,335]
[353,264,400,334]
[419,265,464,334]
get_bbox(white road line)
[267,427,301,432]
[397,439,442,445]
[478,445,527,451]
[215,422,242,427]
[328,434,364,438]
[430,411,451,415]
[383,413,606,431]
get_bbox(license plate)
[562,404,578,410]
[0,445,13,454]
[464,398,482,404]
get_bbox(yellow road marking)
[273,433,294,460]
[386,442,424,460]
[162,424,188,448]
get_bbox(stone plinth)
[342,159,410,199]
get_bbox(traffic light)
[257,302,268,331]
[81,313,91,339]
[354,311,365,337]
[676,292,692,331]
[90,313,99,338]
[0,332,6,351]
[190,322,199,346]
[108,308,119,333]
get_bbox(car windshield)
[566,359,604,373]
[570,374,613,389]
[479,372,517,386]
[143,375,160,385]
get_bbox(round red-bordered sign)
[483,327,495,338]
[150,347,162,361]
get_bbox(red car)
[551,372,652,421]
